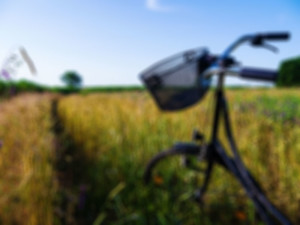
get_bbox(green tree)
[61,71,82,88]
[277,56,300,87]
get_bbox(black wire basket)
[140,48,211,111]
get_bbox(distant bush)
[0,79,49,95]
[277,56,300,87]
[0,79,145,96]
[61,71,82,89]
[0,80,9,94]
[15,80,47,93]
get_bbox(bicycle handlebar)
[256,32,290,41]
[203,66,278,82]
[240,67,277,82]
[220,32,290,62]
[203,31,290,87]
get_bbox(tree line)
[0,56,299,96]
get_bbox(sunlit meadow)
[0,94,58,225]
[1,89,300,224]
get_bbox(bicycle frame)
[204,85,293,225]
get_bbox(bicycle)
[140,32,292,225]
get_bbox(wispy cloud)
[146,0,172,12]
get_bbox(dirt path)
[51,97,99,225]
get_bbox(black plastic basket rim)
[139,47,208,80]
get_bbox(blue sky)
[0,0,299,86]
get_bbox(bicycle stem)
[202,36,252,82]
[220,35,253,60]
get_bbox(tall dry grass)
[1,89,300,224]
[57,89,300,224]
[0,94,58,225]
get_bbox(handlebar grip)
[240,67,277,82]
[260,32,290,41]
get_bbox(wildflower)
[235,210,246,221]
[153,175,163,185]
[1,69,11,79]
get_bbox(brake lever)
[260,43,278,53]
[251,40,278,53]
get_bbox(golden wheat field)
[1,89,300,225]
[0,94,58,225]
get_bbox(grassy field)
[1,89,300,224]
[0,94,58,225]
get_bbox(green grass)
[56,89,300,224]
[1,89,300,224]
